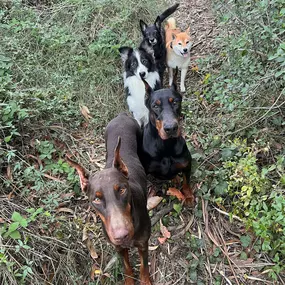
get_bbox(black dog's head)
[140,17,162,46]
[142,69,182,140]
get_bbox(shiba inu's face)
[119,47,155,80]
[171,28,192,58]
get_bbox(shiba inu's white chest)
[167,51,190,69]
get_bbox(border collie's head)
[119,47,155,80]
[139,17,162,46]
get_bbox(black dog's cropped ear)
[141,76,153,101]
[113,137,128,178]
[140,20,147,34]
[66,155,89,193]
[171,66,179,92]
[119,46,133,63]
[154,16,161,29]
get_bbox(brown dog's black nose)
[164,123,178,135]
[139,71,146,78]
[113,228,129,243]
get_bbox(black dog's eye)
[119,188,126,195]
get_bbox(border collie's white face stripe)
[134,51,148,80]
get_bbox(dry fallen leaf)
[149,245,159,251]
[86,238,98,260]
[158,237,167,244]
[159,218,171,244]
[80,105,92,121]
[56,207,74,214]
[90,263,102,281]
[167,187,185,201]
[147,196,163,211]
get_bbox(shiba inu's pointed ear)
[119,46,132,63]
[172,33,176,40]
[185,26,190,35]
[171,66,179,92]
[66,155,89,193]
[113,137,128,178]
[140,20,147,33]
[155,16,161,29]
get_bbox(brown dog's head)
[142,68,182,140]
[66,137,134,246]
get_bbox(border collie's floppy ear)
[66,155,89,193]
[140,20,147,34]
[154,16,161,29]
[171,66,179,92]
[113,137,128,178]
[119,46,132,63]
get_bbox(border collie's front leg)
[168,67,173,86]
[181,165,194,206]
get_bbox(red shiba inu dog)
[165,18,192,92]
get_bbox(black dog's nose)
[139,72,146,78]
[183,48,188,52]
[164,123,178,134]
[149,38,154,43]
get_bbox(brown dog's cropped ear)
[66,155,89,193]
[171,66,179,92]
[140,20,147,34]
[113,137,128,178]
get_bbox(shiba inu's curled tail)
[158,3,179,22]
[165,17,176,30]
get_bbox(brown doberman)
[67,113,152,285]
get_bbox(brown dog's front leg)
[138,244,152,285]
[117,247,135,285]
[182,166,195,206]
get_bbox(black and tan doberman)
[140,71,194,206]
[67,113,152,285]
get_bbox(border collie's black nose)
[139,72,146,78]
[183,48,188,52]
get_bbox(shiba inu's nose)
[139,72,146,78]
[183,48,188,52]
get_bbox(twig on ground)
[151,203,174,226]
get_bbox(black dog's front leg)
[181,163,195,207]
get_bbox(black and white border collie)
[139,3,179,83]
[119,46,161,127]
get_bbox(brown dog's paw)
[182,184,195,207]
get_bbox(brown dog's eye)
[94,197,101,204]
[119,188,126,195]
